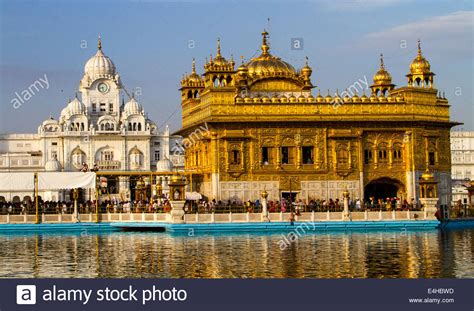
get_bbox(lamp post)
[72,188,79,223]
[95,176,100,223]
[261,189,269,222]
[34,172,39,224]
[343,189,350,221]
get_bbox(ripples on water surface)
[0,229,472,278]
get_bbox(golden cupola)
[204,38,235,72]
[370,53,395,96]
[246,30,297,78]
[180,58,204,100]
[407,40,435,88]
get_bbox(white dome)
[60,107,69,119]
[156,157,173,172]
[84,49,116,78]
[45,158,62,172]
[67,98,85,115]
[123,97,142,115]
[42,117,58,126]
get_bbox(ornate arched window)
[393,142,403,162]
[378,143,388,162]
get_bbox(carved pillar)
[211,132,219,199]
[275,134,281,169]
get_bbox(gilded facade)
[176,31,456,204]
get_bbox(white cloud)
[363,11,473,55]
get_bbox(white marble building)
[0,39,183,202]
[450,130,474,204]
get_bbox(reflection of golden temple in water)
[176,31,457,205]
[1,231,472,278]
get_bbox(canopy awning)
[0,173,34,191]
[0,172,97,191]
[38,172,96,190]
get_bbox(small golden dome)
[280,96,288,103]
[271,95,279,103]
[170,173,182,183]
[289,93,297,103]
[235,96,244,103]
[373,54,392,84]
[316,90,324,102]
[186,58,201,82]
[301,56,312,76]
[246,30,297,77]
[421,170,435,181]
[325,91,333,103]
[409,40,431,74]
[298,94,306,103]
[307,94,315,103]
[369,94,378,102]
[253,96,262,103]
[360,92,369,102]
[351,93,360,102]
[262,95,271,103]
[212,38,228,66]
[244,96,252,103]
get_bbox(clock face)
[98,82,109,93]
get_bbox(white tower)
[79,36,122,129]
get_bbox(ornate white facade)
[0,39,183,177]
[451,131,474,204]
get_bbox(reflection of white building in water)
[451,131,474,204]
[0,38,183,202]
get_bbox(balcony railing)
[96,160,121,170]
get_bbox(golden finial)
[192,57,196,73]
[417,39,422,55]
[210,54,213,62]
[240,55,245,64]
[261,29,269,55]
[230,54,234,63]
[380,53,385,69]
[98,35,102,50]
[305,56,309,66]
[217,38,221,57]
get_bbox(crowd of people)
[0,195,463,216]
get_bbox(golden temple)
[176,31,457,204]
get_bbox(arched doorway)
[365,178,404,201]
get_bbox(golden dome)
[186,58,201,82]
[373,54,392,84]
[246,30,297,77]
[409,40,431,74]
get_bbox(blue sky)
[0,0,472,133]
